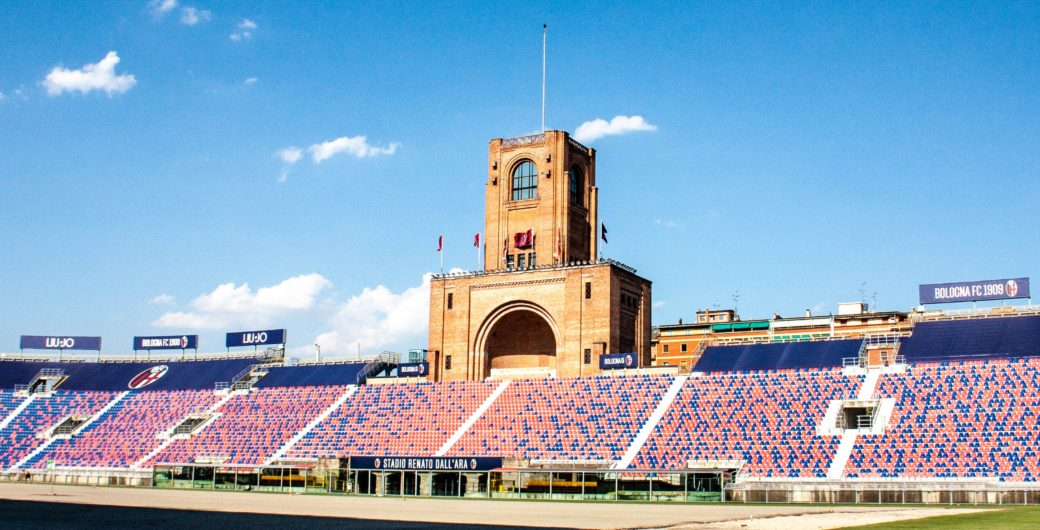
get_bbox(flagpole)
[541,24,547,133]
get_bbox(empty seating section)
[848,358,1040,481]
[0,391,116,469]
[449,375,672,461]
[0,391,23,421]
[634,368,860,477]
[899,316,1040,362]
[287,381,496,458]
[35,389,221,468]
[148,386,349,466]
[694,340,863,372]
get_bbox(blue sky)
[1,1,1038,358]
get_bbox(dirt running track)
[0,483,985,529]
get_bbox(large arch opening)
[477,302,559,378]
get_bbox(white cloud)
[149,0,178,18]
[278,146,302,164]
[652,300,666,309]
[0,91,6,101]
[150,294,175,305]
[573,115,657,143]
[243,77,258,85]
[313,274,431,353]
[230,18,256,41]
[43,51,137,97]
[153,273,331,330]
[654,218,676,229]
[180,6,211,25]
[308,136,400,163]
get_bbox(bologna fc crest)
[374,458,381,469]
[128,365,169,390]
[1007,280,1020,298]
[625,354,634,367]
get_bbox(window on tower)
[569,164,583,206]
[511,160,538,201]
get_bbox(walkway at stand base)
[0,483,987,530]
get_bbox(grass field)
[846,506,1040,529]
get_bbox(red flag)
[437,235,443,252]
[473,233,480,248]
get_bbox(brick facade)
[427,130,652,381]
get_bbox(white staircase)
[132,390,236,469]
[8,391,130,471]
[614,375,689,469]
[0,394,36,430]
[827,433,858,479]
[858,370,881,400]
[435,380,511,456]
[264,386,357,465]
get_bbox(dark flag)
[601,223,608,244]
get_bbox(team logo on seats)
[1007,280,1019,298]
[128,365,169,389]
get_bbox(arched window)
[569,164,584,206]
[511,160,538,201]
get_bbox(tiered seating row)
[0,391,117,468]
[449,375,672,461]
[33,389,222,468]
[146,385,349,466]
[287,381,497,459]
[848,358,1040,481]
[634,368,861,477]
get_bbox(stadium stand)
[0,391,117,469]
[147,385,350,466]
[448,374,672,461]
[286,381,498,459]
[634,368,862,477]
[3,313,1040,496]
[847,357,1040,481]
[693,339,863,372]
[29,389,222,468]
[898,316,1040,362]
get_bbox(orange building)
[652,303,912,370]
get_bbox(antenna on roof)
[541,24,547,132]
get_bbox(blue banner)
[919,278,1030,305]
[226,329,286,348]
[350,456,503,472]
[133,335,199,351]
[600,352,638,370]
[397,362,429,377]
[20,335,102,351]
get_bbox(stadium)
[4,3,1039,529]
[1,128,1039,529]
